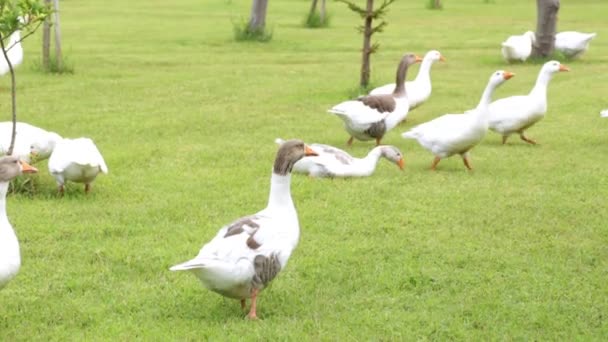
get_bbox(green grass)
[1,0,608,340]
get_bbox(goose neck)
[530,70,552,98]
[0,182,8,221]
[476,81,498,111]
[266,173,294,210]
[414,59,433,83]
[392,60,410,97]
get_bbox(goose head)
[425,50,446,63]
[273,140,318,175]
[379,146,405,170]
[0,156,37,183]
[542,60,570,74]
[489,70,515,87]
[30,132,62,161]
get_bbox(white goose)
[402,70,514,170]
[0,122,62,163]
[501,31,535,63]
[555,31,596,59]
[170,140,317,320]
[600,110,608,118]
[328,53,422,146]
[369,50,445,111]
[275,138,404,177]
[0,156,37,290]
[48,137,108,195]
[0,18,25,76]
[488,61,569,145]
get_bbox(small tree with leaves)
[336,0,396,89]
[0,0,49,155]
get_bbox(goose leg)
[375,137,382,146]
[430,156,441,170]
[502,135,509,145]
[58,184,65,197]
[85,183,91,194]
[346,136,354,146]
[241,299,247,310]
[462,155,473,171]
[519,132,537,145]
[247,288,259,320]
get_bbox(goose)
[170,140,317,320]
[369,50,445,111]
[275,138,404,177]
[402,70,514,170]
[555,31,596,59]
[328,53,422,146]
[601,110,608,118]
[48,137,108,195]
[501,31,535,63]
[0,156,37,290]
[0,122,62,163]
[0,17,25,76]
[488,61,569,145]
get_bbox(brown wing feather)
[358,95,396,113]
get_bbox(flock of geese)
[0,23,605,320]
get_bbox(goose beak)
[559,64,570,72]
[503,71,515,80]
[397,158,405,170]
[439,55,446,62]
[19,160,38,173]
[304,146,318,156]
[415,55,423,63]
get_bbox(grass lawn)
[1,0,608,339]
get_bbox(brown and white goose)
[170,140,317,319]
[0,156,37,290]
[328,53,422,146]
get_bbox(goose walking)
[402,70,514,170]
[328,53,422,146]
[275,138,404,177]
[170,140,317,320]
[501,31,535,63]
[555,31,596,59]
[369,50,445,111]
[488,61,569,145]
[0,156,37,290]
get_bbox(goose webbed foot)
[430,156,441,170]
[519,133,537,145]
[346,137,354,146]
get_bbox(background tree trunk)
[42,0,51,69]
[360,0,373,88]
[320,0,326,23]
[309,0,319,16]
[248,0,269,32]
[53,0,63,69]
[531,0,559,57]
[434,0,442,8]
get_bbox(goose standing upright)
[501,31,535,63]
[0,156,38,290]
[369,50,445,111]
[0,17,25,76]
[275,138,404,177]
[488,61,569,145]
[402,70,514,170]
[328,53,422,146]
[170,140,317,320]
[555,31,596,59]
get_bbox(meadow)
[1,0,608,340]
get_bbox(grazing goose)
[0,156,37,290]
[555,31,596,59]
[601,110,608,118]
[170,140,317,320]
[0,122,62,163]
[501,31,535,63]
[488,61,569,145]
[48,137,108,195]
[275,138,404,177]
[0,18,25,76]
[328,53,422,146]
[402,70,514,170]
[369,50,445,111]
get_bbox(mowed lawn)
[1,0,608,340]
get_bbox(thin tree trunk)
[42,0,51,69]
[52,0,63,69]
[531,0,559,57]
[360,0,373,88]
[434,0,441,8]
[309,0,319,18]
[320,0,326,23]
[248,0,269,32]
[0,35,17,156]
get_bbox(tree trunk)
[320,0,326,23]
[42,0,51,70]
[433,0,441,8]
[360,0,373,88]
[309,0,319,17]
[0,35,18,156]
[53,0,63,69]
[531,0,559,57]
[248,0,269,32]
